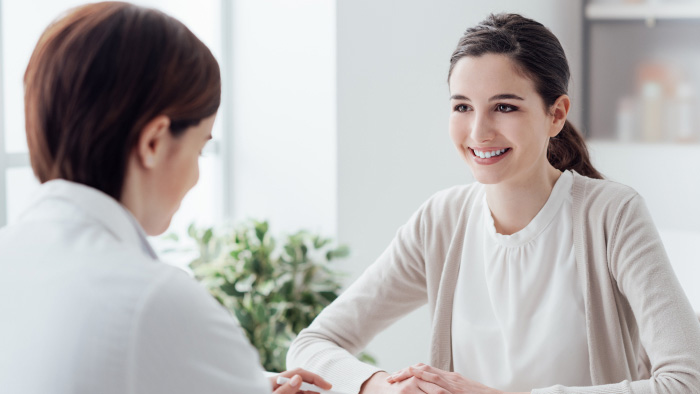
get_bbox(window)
[0,0,228,246]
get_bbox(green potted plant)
[187,220,375,372]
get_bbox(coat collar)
[18,179,158,259]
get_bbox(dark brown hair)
[24,1,221,199]
[448,13,603,179]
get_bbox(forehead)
[449,54,537,98]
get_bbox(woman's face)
[154,113,216,234]
[448,54,559,187]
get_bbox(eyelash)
[454,104,471,112]
[453,104,519,113]
[496,104,518,113]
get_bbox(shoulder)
[121,256,227,327]
[129,258,271,393]
[572,171,641,212]
[398,183,483,246]
[418,183,483,220]
[570,171,654,238]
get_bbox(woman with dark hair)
[287,13,700,394]
[0,2,330,394]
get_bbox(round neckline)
[482,170,573,247]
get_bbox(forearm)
[359,371,391,394]
[287,329,382,394]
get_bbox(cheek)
[449,115,465,144]
[184,155,199,188]
[192,160,200,186]
[173,154,200,193]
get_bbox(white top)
[0,180,271,394]
[452,171,591,391]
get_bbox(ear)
[135,115,171,169]
[549,94,570,138]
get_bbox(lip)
[468,147,511,165]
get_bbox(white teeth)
[473,148,507,159]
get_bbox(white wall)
[230,0,337,236]
[336,0,583,372]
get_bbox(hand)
[360,371,453,394]
[270,368,333,394]
[386,363,503,394]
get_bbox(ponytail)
[547,120,603,179]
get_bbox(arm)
[532,194,700,394]
[287,204,431,394]
[130,269,272,394]
[603,194,700,393]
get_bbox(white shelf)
[586,3,700,21]
[586,139,700,147]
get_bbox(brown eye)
[496,104,517,113]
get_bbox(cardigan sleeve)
[610,194,700,393]
[286,201,431,394]
[534,193,700,394]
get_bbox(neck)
[120,173,147,232]
[484,165,562,235]
[120,158,158,236]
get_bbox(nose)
[470,112,495,143]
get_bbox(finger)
[386,368,413,383]
[273,374,303,394]
[269,375,279,389]
[392,376,427,394]
[413,364,439,374]
[279,368,333,390]
[415,379,451,394]
[409,369,445,388]
[386,364,430,383]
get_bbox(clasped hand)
[379,363,504,394]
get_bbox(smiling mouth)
[470,147,511,159]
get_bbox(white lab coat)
[0,180,271,394]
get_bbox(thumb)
[274,374,302,394]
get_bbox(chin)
[472,174,503,185]
[146,217,173,237]
[466,163,504,185]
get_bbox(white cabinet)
[583,1,700,143]
[586,2,700,23]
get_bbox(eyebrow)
[450,93,525,101]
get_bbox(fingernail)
[290,375,302,387]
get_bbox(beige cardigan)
[287,171,700,394]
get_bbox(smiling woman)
[286,12,700,394]
[448,54,567,191]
